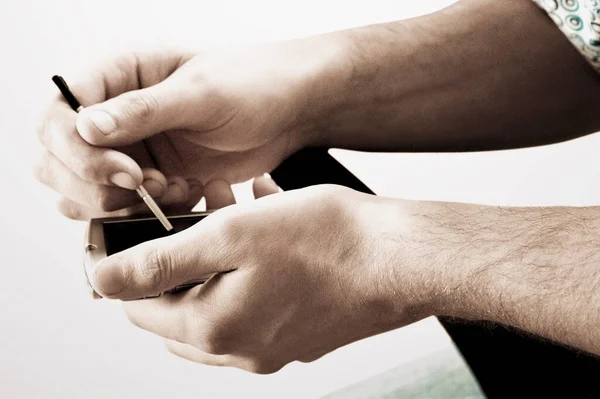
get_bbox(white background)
[2,0,600,398]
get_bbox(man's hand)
[92,183,436,374]
[35,41,345,220]
[87,176,600,370]
[35,0,600,223]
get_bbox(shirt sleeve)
[533,0,600,73]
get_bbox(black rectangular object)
[103,214,208,256]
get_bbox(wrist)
[358,198,503,325]
[395,202,529,323]
[351,194,445,327]
[275,33,355,150]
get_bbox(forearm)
[310,0,600,152]
[397,201,600,356]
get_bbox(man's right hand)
[35,40,346,220]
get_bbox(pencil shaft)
[136,187,174,231]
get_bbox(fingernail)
[110,172,137,190]
[143,179,165,197]
[95,260,125,296]
[85,110,116,135]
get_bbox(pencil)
[52,75,174,232]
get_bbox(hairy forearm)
[312,0,600,152]
[404,201,600,355]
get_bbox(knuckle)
[189,69,211,88]
[172,310,193,344]
[199,325,233,355]
[35,120,47,147]
[122,92,159,124]
[200,78,223,102]
[311,184,353,218]
[311,184,350,199]
[135,247,173,293]
[35,111,51,147]
[56,198,84,220]
[32,151,57,189]
[32,155,49,184]
[219,212,246,244]
[95,189,116,212]
[77,159,101,183]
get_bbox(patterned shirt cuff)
[533,0,600,73]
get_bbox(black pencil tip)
[51,75,65,87]
[51,75,81,112]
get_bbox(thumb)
[76,78,196,147]
[92,221,229,300]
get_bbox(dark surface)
[103,214,208,255]
[271,148,374,194]
[440,318,600,398]
[270,148,600,399]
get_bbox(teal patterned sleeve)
[533,0,600,73]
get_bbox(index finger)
[66,49,194,107]
[38,51,191,188]
[37,104,143,188]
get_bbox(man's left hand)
[92,179,436,374]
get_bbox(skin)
[35,0,600,373]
